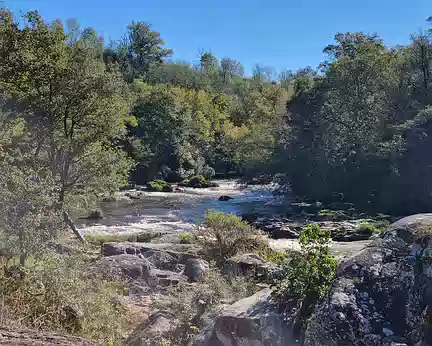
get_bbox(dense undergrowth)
[0,252,130,344]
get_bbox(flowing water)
[77,180,370,257]
[77,180,283,236]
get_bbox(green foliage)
[147,180,172,192]
[0,10,134,214]
[178,233,194,244]
[355,221,381,234]
[197,211,267,265]
[105,21,173,82]
[272,224,337,332]
[278,24,432,214]
[0,253,129,344]
[257,248,288,265]
[189,175,207,186]
[318,209,349,221]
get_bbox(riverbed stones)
[304,213,432,346]
[218,195,233,201]
[250,216,376,241]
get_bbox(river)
[77,180,370,257]
[77,180,283,236]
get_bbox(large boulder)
[193,288,298,346]
[224,253,280,281]
[304,213,432,346]
[90,254,151,282]
[140,249,181,272]
[184,258,209,282]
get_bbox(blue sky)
[6,0,432,75]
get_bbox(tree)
[0,10,134,244]
[105,21,173,81]
[220,58,244,83]
[200,51,219,75]
[252,64,275,84]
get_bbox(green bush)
[179,175,214,188]
[197,211,267,265]
[355,221,380,234]
[147,180,173,192]
[318,209,348,221]
[189,175,207,186]
[178,233,194,244]
[0,253,129,344]
[258,247,288,265]
[272,224,337,335]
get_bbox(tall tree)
[0,10,134,243]
[105,21,173,82]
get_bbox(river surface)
[77,180,370,257]
[77,180,284,236]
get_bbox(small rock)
[383,328,394,337]
[218,195,234,201]
[184,258,209,282]
[85,210,104,219]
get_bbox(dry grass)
[131,267,257,346]
[0,252,130,345]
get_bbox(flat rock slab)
[0,327,99,345]
[103,242,203,264]
[268,239,372,259]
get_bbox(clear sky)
[5,0,432,75]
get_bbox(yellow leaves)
[222,121,249,140]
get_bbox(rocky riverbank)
[57,182,420,345]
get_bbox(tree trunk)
[63,211,86,243]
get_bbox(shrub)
[189,175,207,186]
[257,247,288,265]
[355,221,380,234]
[197,211,267,265]
[0,253,129,344]
[147,180,173,192]
[272,224,337,335]
[318,209,348,221]
[179,175,216,188]
[178,233,194,244]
